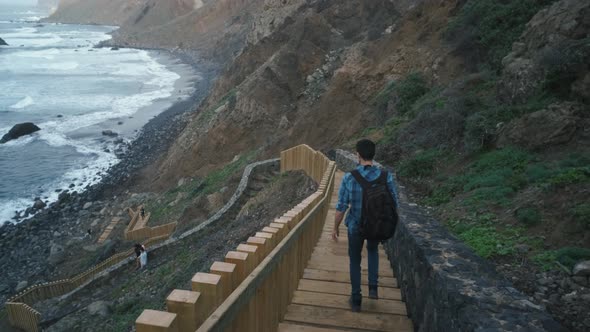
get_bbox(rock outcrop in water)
[0,123,41,144]
[0,38,8,46]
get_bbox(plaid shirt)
[336,165,399,233]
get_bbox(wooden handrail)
[135,145,336,332]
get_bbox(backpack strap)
[350,170,371,190]
[377,170,388,184]
[351,169,388,188]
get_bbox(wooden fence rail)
[125,221,177,241]
[135,144,336,332]
[5,234,170,332]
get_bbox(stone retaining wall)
[334,149,565,332]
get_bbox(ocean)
[0,4,196,224]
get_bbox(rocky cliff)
[46,0,150,25]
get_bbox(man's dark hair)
[356,139,376,161]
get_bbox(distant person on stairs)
[332,139,399,312]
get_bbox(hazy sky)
[0,0,37,5]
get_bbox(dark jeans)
[348,229,379,298]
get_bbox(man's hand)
[332,227,340,242]
[333,210,345,242]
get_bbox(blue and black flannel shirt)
[335,165,399,234]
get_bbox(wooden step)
[311,247,388,260]
[303,269,397,288]
[284,304,413,332]
[297,280,401,301]
[306,261,394,277]
[309,252,389,263]
[292,291,407,316]
[278,323,352,332]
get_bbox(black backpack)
[351,169,398,241]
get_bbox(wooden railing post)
[166,290,200,332]
[191,273,223,325]
[210,262,237,299]
[236,244,259,273]
[136,309,179,332]
[247,237,268,257]
[225,251,248,284]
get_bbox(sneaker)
[349,296,361,312]
[368,286,378,300]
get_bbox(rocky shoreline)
[0,49,219,304]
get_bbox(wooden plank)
[303,269,397,288]
[278,322,353,332]
[284,304,412,332]
[306,261,394,278]
[297,280,401,301]
[292,291,407,316]
[310,248,388,260]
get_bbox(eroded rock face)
[0,122,41,144]
[499,0,590,103]
[247,0,306,45]
[497,102,589,150]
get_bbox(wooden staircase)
[279,171,413,332]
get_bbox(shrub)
[395,72,430,114]
[460,148,532,206]
[446,0,559,70]
[548,167,590,187]
[372,80,396,111]
[424,178,464,206]
[516,207,542,226]
[572,204,590,229]
[447,214,517,258]
[465,186,515,207]
[398,149,443,178]
[470,148,532,173]
[464,112,495,152]
[533,251,558,271]
[552,247,590,270]
[526,164,554,183]
[531,248,590,271]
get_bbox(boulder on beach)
[101,130,118,137]
[33,199,47,210]
[0,37,7,46]
[1,122,41,144]
[110,47,119,51]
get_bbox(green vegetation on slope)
[364,0,589,270]
[446,0,559,70]
[146,151,256,224]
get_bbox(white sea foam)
[14,48,61,60]
[0,197,34,225]
[9,95,34,109]
[0,20,193,225]
[32,61,79,71]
